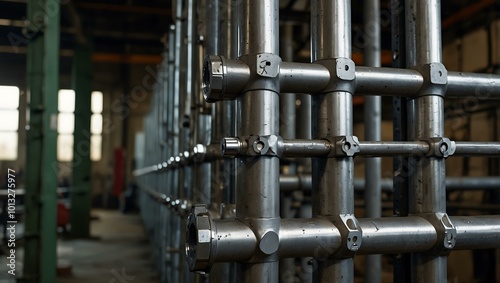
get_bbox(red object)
[112,148,126,196]
[57,202,69,227]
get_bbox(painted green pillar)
[70,40,92,238]
[24,0,60,282]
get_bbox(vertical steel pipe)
[311,0,354,282]
[363,0,382,281]
[236,1,280,282]
[405,1,447,282]
[279,23,298,282]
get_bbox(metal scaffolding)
[136,0,500,282]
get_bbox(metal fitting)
[419,213,456,255]
[414,63,448,97]
[186,204,215,273]
[202,55,251,102]
[315,57,356,94]
[426,137,456,158]
[248,135,283,156]
[239,53,281,94]
[333,136,360,157]
[221,137,243,156]
[330,214,362,258]
[203,55,226,102]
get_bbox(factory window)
[57,89,75,162]
[0,86,20,160]
[90,91,103,161]
[57,90,103,162]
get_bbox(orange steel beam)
[73,2,171,16]
[442,0,496,29]
[91,53,162,64]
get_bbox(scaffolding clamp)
[221,135,284,157]
[315,57,356,94]
[332,136,360,157]
[329,214,362,258]
[419,213,456,255]
[425,137,456,158]
[414,63,448,97]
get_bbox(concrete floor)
[0,209,159,283]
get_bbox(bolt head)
[203,55,225,102]
[186,204,213,273]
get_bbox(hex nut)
[186,204,214,273]
[203,55,225,102]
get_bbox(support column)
[236,1,280,282]
[363,0,382,282]
[71,40,92,238]
[406,1,448,282]
[24,0,60,282]
[311,0,355,282]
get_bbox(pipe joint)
[202,55,251,102]
[332,136,360,157]
[414,63,448,97]
[315,58,356,94]
[328,214,362,258]
[221,135,284,157]
[425,137,456,158]
[238,53,281,94]
[418,213,456,255]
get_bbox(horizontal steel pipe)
[279,218,341,258]
[357,141,429,156]
[211,219,257,262]
[187,213,500,271]
[447,72,500,99]
[203,56,500,100]
[282,139,331,157]
[452,216,500,250]
[280,62,330,93]
[280,176,500,192]
[358,217,437,254]
[355,66,423,96]
[454,142,500,156]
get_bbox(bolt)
[440,142,448,154]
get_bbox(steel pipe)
[454,142,500,156]
[357,141,429,156]
[447,72,500,99]
[203,56,500,99]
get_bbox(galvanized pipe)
[311,0,355,281]
[279,176,500,192]
[235,1,280,281]
[203,57,500,99]
[406,1,448,282]
[363,0,382,279]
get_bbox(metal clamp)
[419,213,456,255]
[239,53,281,94]
[315,57,356,94]
[186,204,216,273]
[332,136,360,157]
[248,135,283,156]
[425,137,456,158]
[221,135,284,157]
[414,63,448,97]
[329,214,362,258]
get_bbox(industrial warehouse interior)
[0,0,500,282]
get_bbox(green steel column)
[70,41,92,238]
[24,0,60,282]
